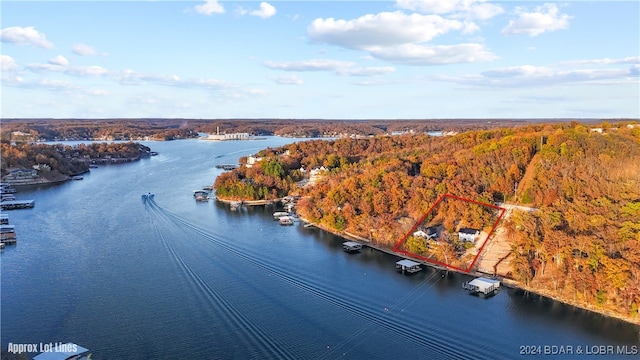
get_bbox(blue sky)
[1,1,638,119]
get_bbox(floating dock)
[215,164,238,170]
[463,277,501,296]
[193,190,210,201]
[230,201,242,210]
[396,259,422,274]
[1,200,35,210]
[1,224,16,243]
[342,241,363,253]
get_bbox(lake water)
[2,138,639,359]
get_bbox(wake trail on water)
[145,198,492,359]
[143,197,298,360]
[322,270,442,359]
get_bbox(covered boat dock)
[1,199,35,210]
[396,259,422,274]
[342,241,363,253]
[463,277,501,295]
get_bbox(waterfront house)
[6,168,38,179]
[245,155,263,168]
[413,226,438,240]
[458,228,480,243]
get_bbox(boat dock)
[463,277,501,296]
[279,216,294,226]
[342,241,363,253]
[215,164,238,170]
[193,190,210,201]
[1,199,35,210]
[1,224,17,243]
[396,259,422,274]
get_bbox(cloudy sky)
[1,0,638,119]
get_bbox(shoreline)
[211,196,639,325]
[4,177,70,187]
[216,196,283,206]
[299,216,640,326]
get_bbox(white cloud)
[368,43,498,65]
[68,65,109,77]
[396,0,504,20]
[85,89,110,96]
[27,62,108,77]
[435,64,636,87]
[306,11,496,66]
[264,59,397,77]
[269,75,304,85]
[3,75,77,91]
[502,4,572,37]
[264,59,355,71]
[194,0,225,15]
[336,66,396,77]
[250,2,276,19]
[0,26,54,49]
[560,56,640,66]
[307,11,464,50]
[72,43,107,56]
[1,55,19,72]
[48,55,69,66]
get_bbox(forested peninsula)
[1,142,153,183]
[214,121,640,323]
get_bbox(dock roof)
[396,259,421,267]
[343,241,361,247]
[468,277,500,290]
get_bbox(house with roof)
[458,228,480,243]
[413,226,438,240]
[4,168,38,180]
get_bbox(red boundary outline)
[392,193,506,273]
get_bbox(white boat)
[32,342,91,360]
[279,216,294,225]
[141,192,154,200]
[193,190,209,201]
[230,201,242,210]
[273,211,289,219]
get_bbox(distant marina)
[201,127,267,141]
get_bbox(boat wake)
[145,199,298,359]
[142,198,509,359]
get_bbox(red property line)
[392,193,507,274]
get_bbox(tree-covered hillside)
[213,121,640,321]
